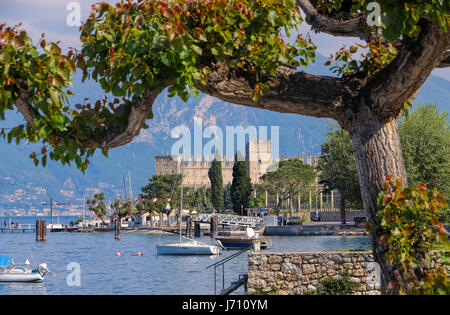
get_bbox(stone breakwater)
[247,251,382,295]
[247,251,448,295]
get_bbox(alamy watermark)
[366,261,381,290]
[66,2,81,27]
[366,2,382,27]
[66,262,81,287]
[170,118,279,165]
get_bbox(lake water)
[0,217,370,295]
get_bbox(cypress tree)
[231,151,252,215]
[208,152,224,212]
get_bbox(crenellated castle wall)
[155,140,320,188]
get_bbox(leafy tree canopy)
[208,152,224,212]
[110,198,135,218]
[2,0,447,171]
[231,151,252,214]
[86,192,107,219]
[317,121,363,209]
[261,158,316,200]
[141,173,181,200]
[399,104,450,199]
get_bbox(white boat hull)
[157,242,221,255]
[0,269,44,283]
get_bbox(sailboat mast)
[50,198,53,225]
[128,170,133,203]
[179,163,184,242]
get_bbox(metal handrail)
[206,247,250,270]
[206,247,252,295]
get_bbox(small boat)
[214,228,270,251]
[157,237,222,255]
[47,223,65,232]
[0,255,54,283]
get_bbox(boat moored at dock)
[214,228,270,251]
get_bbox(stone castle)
[155,140,320,188]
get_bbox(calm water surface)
[0,217,370,295]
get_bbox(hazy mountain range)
[0,54,448,210]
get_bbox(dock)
[218,274,248,295]
[0,224,36,233]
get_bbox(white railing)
[196,213,264,228]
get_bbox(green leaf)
[49,89,61,106]
[191,44,203,56]
[51,115,66,130]
[42,155,47,167]
[161,53,171,67]
[267,10,279,26]
[38,127,48,139]
[305,47,316,64]
[0,50,11,63]
[112,85,125,97]
[211,43,222,56]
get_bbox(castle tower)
[246,139,272,184]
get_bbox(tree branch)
[84,90,159,149]
[437,47,450,68]
[14,88,158,150]
[363,20,449,119]
[296,0,367,40]
[14,88,39,129]
[195,62,360,123]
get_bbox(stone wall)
[247,251,381,295]
[263,224,368,236]
[312,210,367,222]
[247,251,448,295]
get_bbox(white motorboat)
[47,223,64,231]
[0,255,53,283]
[156,163,222,256]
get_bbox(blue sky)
[0,0,449,80]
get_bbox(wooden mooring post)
[210,216,217,236]
[186,216,193,238]
[36,219,47,241]
[194,221,201,237]
[115,218,120,240]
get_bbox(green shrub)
[373,177,450,295]
[320,270,359,295]
[306,269,359,295]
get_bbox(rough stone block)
[268,255,283,264]
[281,262,298,274]
[302,264,316,274]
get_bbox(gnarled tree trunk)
[347,105,407,294]
[149,211,154,227]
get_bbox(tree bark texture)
[348,105,407,294]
